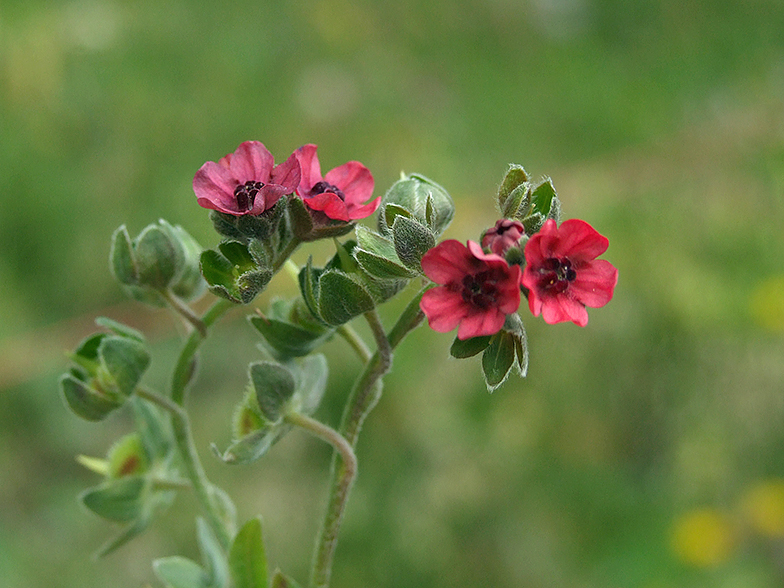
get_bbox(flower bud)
[481,219,525,257]
[378,173,454,237]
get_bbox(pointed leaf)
[250,362,297,423]
[215,425,289,465]
[450,335,492,359]
[95,317,145,343]
[229,517,268,588]
[249,316,332,359]
[99,336,151,397]
[497,164,529,209]
[60,373,123,421]
[481,330,516,392]
[154,556,210,588]
[81,476,146,522]
[529,178,556,217]
[197,518,230,588]
[317,270,376,326]
[392,216,435,272]
[200,249,236,290]
[296,354,328,416]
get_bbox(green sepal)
[131,395,174,462]
[353,225,417,280]
[60,372,123,421]
[497,164,529,210]
[98,335,151,398]
[317,270,376,326]
[271,570,303,588]
[392,215,436,272]
[286,196,355,242]
[529,177,557,218]
[210,199,288,244]
[249,314,333,359]
[106,433,149,478]
[450,335,492,359]
[110,225,138,286]
[95,317,145,343]
[547,195,562,223]
[229,517,269,588]
[250,362,297,423]
[200,242,272,305]
[501,183,531,219]
[168,224,207,302]
[521,212,546,235]
[481,330,517,392]
[378,173,454,237]
[504,313,529,378]
[134,222,185,291]
[296,354,328,416]
[153,556,210,588]
[81,476,147,523]
[213,424,290,465]
[297,257,324,322]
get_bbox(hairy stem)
[336,324,372,364]
[159,289,207,337]
[309,289,427,588]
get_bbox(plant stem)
[164,297,236,550]
[309,289,428,588]
[159,289,208,337]
[284,412,357,486]
[136,386,231,550]
[336,324,372,363]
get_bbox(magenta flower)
[194,141,301,216]
[482,219,526,256]
[521,218,618,327]
[420,240,522,340]
[294,144,379,222]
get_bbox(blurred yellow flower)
[740,479,784,537]
[670,508,734,567]
[749,275,784,332]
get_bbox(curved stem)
[159,289,207,337]
[284,412,357,486]
[336,324,372,364]
[309,289,427,588]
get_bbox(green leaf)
[95,317,146,343]
[286,196,315,240]
[237,269,273,304]
[250,362,297,423]
[501,183,530,219]
[296,354,328,416]
[81,476,147,522]
[110,225,138,286]
[98,336,151,398]
[503,313,529,378]
[481,331,516,392]
[134,223,183,290]
[392,216,436,272]
[450,335,492,359]
[248,316,332,359]
[317,270,376,326]
[270,570,303,588]
[201,249,236,289]
[214,425,289,465]
[354,249,417,280]
[521,212,545,235]
[131,396,173,461]
[197,518,230,588]
[529,177,556,217]
[297,257,323,321]
[154,556,209,588]
[229,517,268,588]
[60,373,122,421]
[497,164,529,209]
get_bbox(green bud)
[168,224,207,302]
[497,164,529,210]
[378,173,454,237]
[107,433,150,479]
[392,215,436,273]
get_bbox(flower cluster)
[193,141,380,221]
[419,171,618,342]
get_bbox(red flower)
[194,141,301,216]
[420,240,522,340]
[294,144,379,222]
[521,219,618,326]
[481,219,525,256]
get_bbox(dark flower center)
[234,180,265,212]
[461,270,499,309]
[310,180,346,201]
[540,257,577,294]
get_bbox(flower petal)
[194,162,242,214]
[271,151,302,192]
[420,287,469,333]
[229,141,274,182]
[302,192,350,221]
[570,259,618,308]
[421,240,482,284]
[556,218,609,261]
[541,295,589,326]
[294,144,323,193]
[346,196,381,220]
[325,161,374,204]
[456,307,507,339]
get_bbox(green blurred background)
[2,0,784,586]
